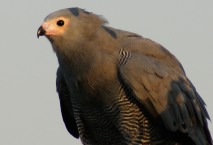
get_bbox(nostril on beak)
[37,22,50,38]
[42,22,50,29]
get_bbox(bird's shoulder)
[107,27,184,74]
[113,28,212,144]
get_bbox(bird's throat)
[54,43,97,78]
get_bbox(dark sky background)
[0,1,212,144]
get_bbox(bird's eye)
[57,20,64,26]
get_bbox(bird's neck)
[55,45,95,77]
[53,29,118,78]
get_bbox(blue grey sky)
[0,1,212,145]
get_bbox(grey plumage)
[37,7,212,145]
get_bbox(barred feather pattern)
[71,86,168,145]
[118,48,132,67]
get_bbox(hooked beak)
[37,26,46,38]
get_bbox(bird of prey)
[37,7,212,145]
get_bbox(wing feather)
[117,36,212,145]
[56,67,79,138]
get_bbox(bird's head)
[37,15,69,39]
[37,8,74,40]
[37,7,107,45]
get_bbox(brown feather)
[38,8,212,145]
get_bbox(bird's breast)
[67,74,121,108]
[71,89,167,145]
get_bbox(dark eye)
[57,20,64,26]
